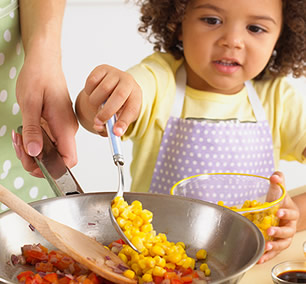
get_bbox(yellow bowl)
[170,173,286,241]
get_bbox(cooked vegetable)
[111,197,210,283]
[218,200,280,241]
[15,197,210,283]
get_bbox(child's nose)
[217,28,245,49]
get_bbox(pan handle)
[17,126,84,196]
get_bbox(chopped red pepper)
[153,276,164,284]
[17,271,34,282]
[35,262,54,272]
[43,273,59,284]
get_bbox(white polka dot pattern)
[0,2,56,213]
[150,117,275,203]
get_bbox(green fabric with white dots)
[0,0,55,213]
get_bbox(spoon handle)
[106,116,124,166]
[0,184,46,230]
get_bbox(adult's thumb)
[22,124,43,157]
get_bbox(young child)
[75,0,305,264]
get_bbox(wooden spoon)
[0,184,136,284]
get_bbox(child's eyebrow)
[249,16,277,25]
[193,3,225,13]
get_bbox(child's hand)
[258,171,299,264]
[84,64,142,136]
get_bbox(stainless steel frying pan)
[0,128,265,284]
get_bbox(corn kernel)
[131,200,143,210]
[200,263,208,271]
[167,253,182,264]
[131,236,145,252]
[142,274,153,282]
[131,263,142,276]
[118,253,128,264]
[116,217,127,228]
[196,249,207,260]
[176,242,185,249]
[165,262,176,270]
[141,209,153,223]
[151,245,165,257]
[141,223,153,233]
[152,266,166,277]
[133,216,144,227]
[111,207,120,218]
[205,268,211,276]
[123,269,135,279]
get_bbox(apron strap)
[172,64,267,122]
[244,80,267,121]
[171,64,186,117]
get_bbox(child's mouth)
[213,59,241,74]
[215,60,241,66]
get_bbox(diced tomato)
[32,273,44,284]
[181,275,193,283]
[152,276,164,284]
[192,271,199,278]
[83,279,94,284]
[164,272,179,280]
[17,271,35,282]
[164,267,175,272]
[170,279,183,284]
[26,250,48,261]
[178,267,193,276]
[38,244,49,254]
[35,262,54,272]
[87,273,99,284]
[43,273,59,284]
[25,277,34,284]
[58,277,71,284]
[115,239,125,245]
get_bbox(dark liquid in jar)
[277,270,306,283]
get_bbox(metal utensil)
[106,116,141,253]
[17,126,84,196]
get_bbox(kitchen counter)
[240,186,306,284]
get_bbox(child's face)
[180,0,282,94]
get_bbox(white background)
[62,0,306,194]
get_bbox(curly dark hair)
[135,0,306,79]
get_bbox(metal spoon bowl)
[106,116,141,253]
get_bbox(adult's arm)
[15,0,78,177]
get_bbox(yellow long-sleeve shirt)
[124,52,306,193]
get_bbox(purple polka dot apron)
[149,66,275,204]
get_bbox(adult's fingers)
[20,93,44,157]
[12,131,44,177]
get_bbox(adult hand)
[14,46,78,178]
[258,171,299,264]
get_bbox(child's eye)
[201,17,222,25]
[247,25,266,33]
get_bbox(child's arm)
[75,64,142,136]
[258,172,299,264]
[292,193,306,232]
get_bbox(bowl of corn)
[170,173,286,241]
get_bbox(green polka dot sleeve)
[0,0,56,212]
